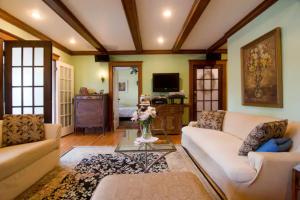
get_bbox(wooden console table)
[151,104,184,135]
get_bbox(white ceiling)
[182,0,264,49]
[62,0,135,51]
[0,0,96,51]
[0,0,268,52]
[136,0,195,50]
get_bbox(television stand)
[151,104,184,135]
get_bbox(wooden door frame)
[4,40,53,122]
[0,39,3,119]
[189,60,227,121]
[108,61,143,130]
[0,29,59,120]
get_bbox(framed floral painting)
[241,27,283,107]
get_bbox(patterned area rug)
[17,146,220,200]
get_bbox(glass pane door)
[194,65,223,120]
[4,41,52,122]
[56,61,74,136]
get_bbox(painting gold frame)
[241,27,283,108]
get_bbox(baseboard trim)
[183,147,227,200]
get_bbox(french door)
[113,68,119,130]
[189,60,227,121]
[56,61,74,136]
[4,41,52,122]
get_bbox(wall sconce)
[99,71,106,83]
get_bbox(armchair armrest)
[247,152,300,185]
[188,121,198,127]
[44,123,61,140]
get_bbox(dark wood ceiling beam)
[0,8,72,54]
[173,0,211,52]
[121,0,143,53]
[208,0,278,51]
[43,0,107,53]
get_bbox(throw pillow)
[256,138,293,152]
[2,114,45,147]
[238,120,288,156]
[277,138,293,152]
[275,137,290,145]
[256,139,279,152]
[196,111,226,131]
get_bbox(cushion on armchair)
[239,120,288,156]
[2,114,45,147]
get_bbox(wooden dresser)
[74,94,108,133]
[152,104,184,135]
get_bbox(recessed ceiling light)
[69,38,76,44]
[163,9,172,18]
[31,10,42,20]
[157,37,164,44]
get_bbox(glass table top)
[115,129,176,153]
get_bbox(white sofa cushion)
[182,126,256,183]
[223,112,279,140]
[0,139,59,180]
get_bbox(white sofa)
[182,112,300,200]
[0,121,61,200]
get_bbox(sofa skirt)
[0,149,60,200]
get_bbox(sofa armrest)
[188,121,198,127]
[248,152,300,185]
[44,124,61,140]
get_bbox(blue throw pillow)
[256,139,279,152]
[275,137,290,145]
[277,139,293,152]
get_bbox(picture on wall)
[241,27,283,107]
[118,80,128,92]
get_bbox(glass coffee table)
[115,129,176,172]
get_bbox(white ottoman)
[91,172,212,200]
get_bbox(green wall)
[71,56,109,94]
[227,0,300,121]
[73,54,206,124]
[117,68,138,107]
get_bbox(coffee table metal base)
[117,143,175,173]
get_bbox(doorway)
[189,60,227,121]
[109,61,142,131]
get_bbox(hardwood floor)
[60,129,182,156]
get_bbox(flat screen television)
[152,73,179,92]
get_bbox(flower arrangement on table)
[131,106,157,141]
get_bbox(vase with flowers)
[131,106,156,140]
